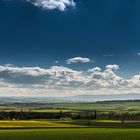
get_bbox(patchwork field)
[0,101,140,113]
[0,101,139,140]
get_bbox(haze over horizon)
[0,0,140,97]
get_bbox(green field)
[0,128,139,140]
[32,109,77,113]
[1,101,140,113]
[0,120,139,140]
[42,101,140,113]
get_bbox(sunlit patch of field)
[0,120,139,128]
[0,120,82,128]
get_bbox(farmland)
[0,120,139,128]
[0,101,139,140]
[0,100,140,120]
[1,100,140,113]
[0,120,83,128]
[0,128,139,140]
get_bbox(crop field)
[0,128,139,140]
[0,120,83,128]
[0,120,139,128]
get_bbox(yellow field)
[0,120,82,128]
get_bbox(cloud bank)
[0,64,140,96]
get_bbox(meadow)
[0,128,139,140]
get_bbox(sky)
[0,0,140,96]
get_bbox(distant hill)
[67,93,140,102]
[0,93,140,103]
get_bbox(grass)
[0,120,82,128]
[0,128,139,140]
[55,119,140,128]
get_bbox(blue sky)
[0,0,140,96]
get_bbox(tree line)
[0,110,139,120]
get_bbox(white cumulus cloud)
[106,64,119,70]
[67,57,91,64]
[27,0,76,11]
